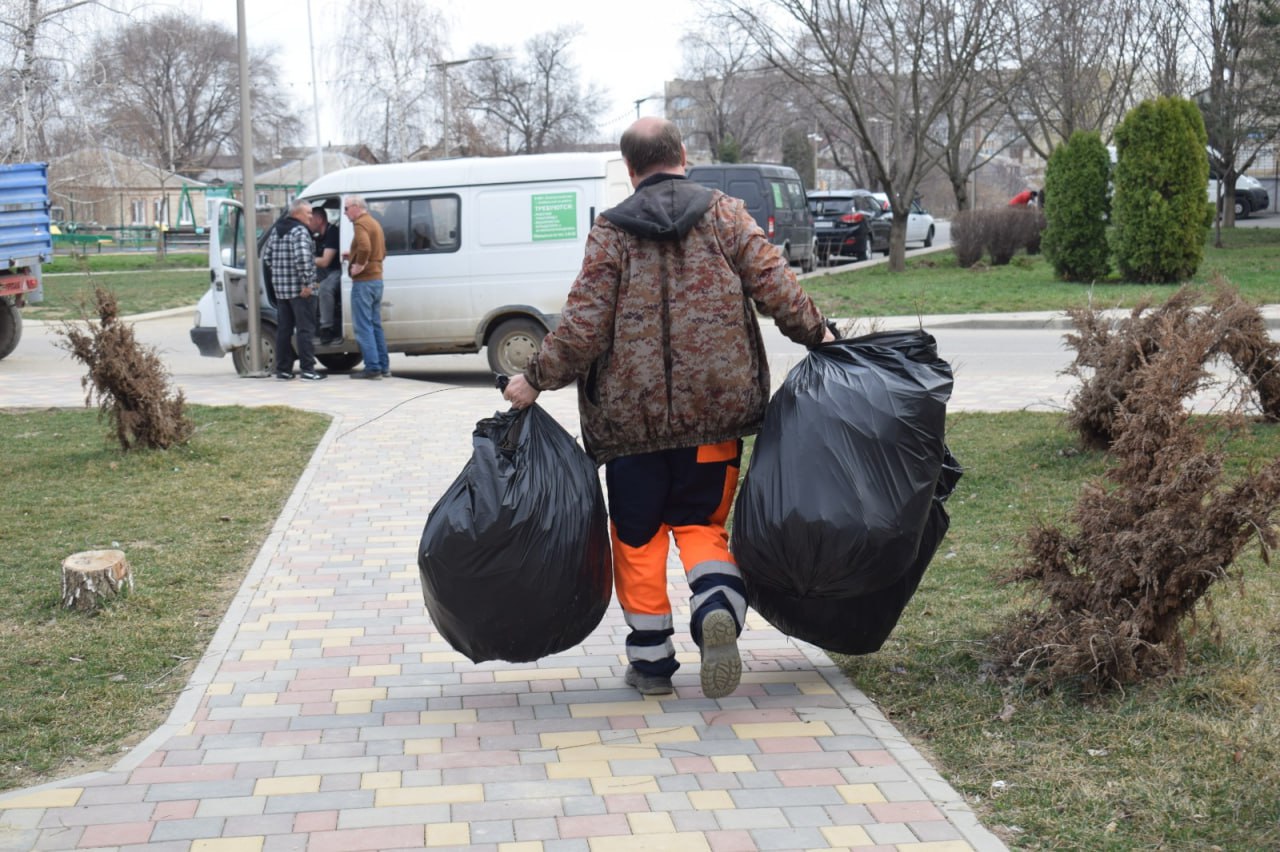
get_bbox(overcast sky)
[195,0,702,149]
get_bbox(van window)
[369,195,461,254]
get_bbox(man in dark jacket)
[263,199,325,380]
[503,118,833,699]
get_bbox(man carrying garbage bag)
[503,117,834,699]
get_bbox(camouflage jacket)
[525,173,828,464]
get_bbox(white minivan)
[190,151,632,375]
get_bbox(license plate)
[815,221,833,228]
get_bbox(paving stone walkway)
[0,322,1012,852]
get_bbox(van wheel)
[0,300,21,361]
[800,237,816,273]
[487,318,546,376]
[231,321,277,375]
[1234,197,1251,219]
[317,352,363,373]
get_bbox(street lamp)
[434,54,509,158]
[633,94,660,119]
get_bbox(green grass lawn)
[27,270,207,321]
[830,412,1280,850]
[0,405,329,791]
[805,227,1280,318]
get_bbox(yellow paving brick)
[821,825,874,847]
[205,682,234,696]
[731,721,834,739]
[0,788,82,809]
[239,622,268,633]
[425,822,471,847]
[254,775,322,796]
[836,783,887,804]
[797,681,836,695]
[540,731,602,749]
[332,687,387,702]
[635,726,700,744]
[242,693,277,707]
[568,701,660,718]
[256,611,333,623]
[376,784,484,806]
[336,700,372,715]
[898,843,976,852]
[179,722,195,736]
[258,639,292,650]
[710,755,755,773]
[419,709,477,724]
[554,744,660,761]
[389,569,418,579]
[688,790,734,810]
[589,775,659,795]
[588,833,711,851]
[351,664,401,677]
[240,648,293,662]
[360,771,402,790]
[545,761,611,779]
[494,668,580,683]
[192,840,264,852]
[404,738,442,755]
[285,627,364,640]
[627,812,676,834]
[421,651,467,663]
[388,592,419,601]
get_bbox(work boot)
[624,666,673,696]
[698,609,741,699]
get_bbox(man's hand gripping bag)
[731,329,961,655]
[418,405,613,663]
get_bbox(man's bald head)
[620,117,686,183]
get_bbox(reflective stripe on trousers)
[607,439,747,677]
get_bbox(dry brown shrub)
[995,302,1280,694]
[58,286,193,451]
[1064,280,1280,449]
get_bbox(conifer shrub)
[1041,130,1111,281]
[1111,97,1213,283]
[996,286,1280,693]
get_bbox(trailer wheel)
[0,299,21,361]
[487,318,545,376]
[231,321,277,375]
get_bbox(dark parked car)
[806,189,889,263]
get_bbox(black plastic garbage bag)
[418,405,613,663]
[731,329,961,655]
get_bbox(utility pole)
[433,55,508,158]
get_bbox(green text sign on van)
[532,192,578,241]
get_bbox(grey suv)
[807,189,889,263]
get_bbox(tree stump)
[61,549,133,612]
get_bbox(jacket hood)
[602,173,715,241]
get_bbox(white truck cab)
[190,151,632,375]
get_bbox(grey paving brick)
[671,809,719,832]
[149,817,227,841]
[143,779,258,802]
[730,787,844,809]
[866,821,916,844]
[715,807,789,830]
[560,795,608,817]
[194,796,267,818]
[751,826,829,849]
[336,804,450,828]
[912,819,965,841]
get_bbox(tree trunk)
[61,549,133,612]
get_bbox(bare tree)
[1190,0,1280,228]
[83,12,300,175]
[463,25,607,154]
[1004,0,1154,159]
[0,0,122,161]
[333,0,447,161]
[671,27,793,163]
[718,0,1006,270]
